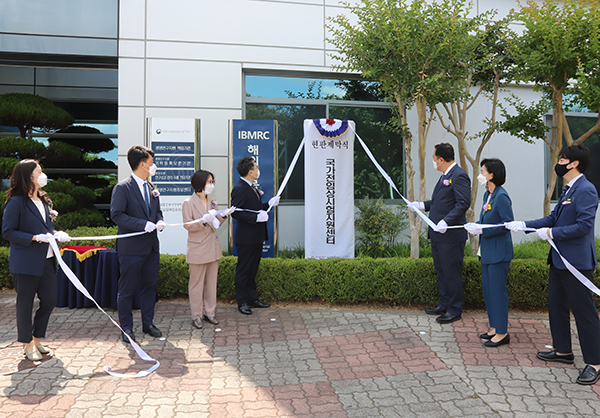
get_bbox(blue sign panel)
[156,184,194,196]
[153,169,194,182]
[152,142,195,154]
[154,155,194,168]
[232,119,276,258]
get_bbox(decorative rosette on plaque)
[312,119,349,138]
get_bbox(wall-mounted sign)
[148,117,200,255]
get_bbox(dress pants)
[481,261,510,334]
[234,243,263,306]
[431,240,465,316]
[548,265,600,365]
[12,257,57,343]
[117,250,160,331]
[188,261,218,320]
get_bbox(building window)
[245,74,403,201]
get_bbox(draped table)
[56,246,140,309]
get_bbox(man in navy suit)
[507,145,600,385]
[231,156,279,315]
[409,143,471,324]
[111,145,166,343]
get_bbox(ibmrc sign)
[237,130,270,140]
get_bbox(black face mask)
[554,162,571,178]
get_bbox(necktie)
[144,183,150,211]
[559,185,570,201]
[252,184,261,199]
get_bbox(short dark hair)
[481,158,506,187]
[434,143,455,162]
[237,156,256,177]
[127,145,154,171]
[559,144,590,173]
[191,170,214,193]
[6,159,38,201]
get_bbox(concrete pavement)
[0,293,599,417]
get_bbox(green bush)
[60,226,118,249]
[355,197,407,257]
[54,209,106,231]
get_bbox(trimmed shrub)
[60,226,118,249]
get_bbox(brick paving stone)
[1,295,600,417]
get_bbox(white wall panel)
[145,60,242,109]
[146,0,324,49]
[119,0,146,40]
[118,106,147,153]
[146,41,324,67]
[118,58,146,106]
[119,40,146,58]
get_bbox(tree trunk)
[396,93,421,259]
[544,89,563,216]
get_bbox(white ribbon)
[266,136,306,213]
[350,126,438,231]
[48,237,160,378]
[447,223,600,296]
[51,211,234,377]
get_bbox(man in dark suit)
[231,156,279,315]
[507,144,600,385]
[111,145,166,343]
[409,143,471,324]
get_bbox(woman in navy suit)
[2,160,69,361]
[465,158,514,347]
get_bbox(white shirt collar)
[566,173,583,189]
[132,172,146,186]
[443,162,457,176]
[241,177,253,187]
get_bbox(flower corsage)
[150,184,160,197]
[443,179,452,186]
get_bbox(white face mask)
[477,173,488,186]
[34,172,48,188]
[204,183,215,195]
[255,168,261,180]
[432,159,439,171]
[145,163,158,176]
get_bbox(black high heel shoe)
[484,333,510,347]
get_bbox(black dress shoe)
[484,333,510,347]
[142,324,162,338]
[577,365,600,385]
[238,303,252,315]
[250,300,270,308]
[203,315,219,325]
[425,306,446,315]
[536,350,574,364]
[436,313,462,324]
[122,329,136,343]
[479,333,495,340]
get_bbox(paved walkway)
[0,293,599,417]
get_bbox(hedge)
[1,247,598,310]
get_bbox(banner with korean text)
[229,119,278,258]
[304,119,355,258]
